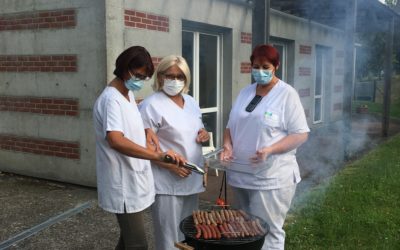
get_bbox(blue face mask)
[252,69,273,85]
[125,72,144,91]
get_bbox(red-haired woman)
[220,44,309,250]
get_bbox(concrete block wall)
[0,0,106,186]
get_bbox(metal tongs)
[164,155,205,175]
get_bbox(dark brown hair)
[113,46,154,80]
[250,44,280,68]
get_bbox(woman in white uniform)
[139,55,209,250]
[220,44,309,250]
[93,47,186,250]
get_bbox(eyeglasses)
[130,71,150,81]
[163,73,186,81]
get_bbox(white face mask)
[162,79,185,96]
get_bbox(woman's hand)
[196,128,210,143]
[168,163,192,178]
[250,147,272,163]
[220,143,234,162]
[145,128,160,152]
[160,149,187,167]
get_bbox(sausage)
[214,210,222,224]
[201,211,207,225]
[218,224,228,238]
[198,224,208,239]
[219,210,226,222]
[239,221,250,236]
[205,211,211,225]
[207,224,217,239]
[227,223,237,238]
[224,209,230,222]
[228,210,235,222]
[251,220,262,235]
[209,212,217,226]
[234,222,245,237]
[255,219,266,234]
[195,224,202,239]
[222,222,231,238]
[238,209,249,220]
[212,224,221,239]
[204,224,213,239]
[244,221,255,236]
[192,211,199,225]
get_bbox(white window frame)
[183,30,223,147]
[313,48,325,124]
[270,42,287,82]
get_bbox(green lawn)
[285,134,400,250]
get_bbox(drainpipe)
[382,16,395,137]
[343,0,357,160]
[252,0,270,47]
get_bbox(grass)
[285,134,400,250]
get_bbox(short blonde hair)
[153,55,191,93]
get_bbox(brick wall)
[0,96,79,116]
[299,45,312,55]
[0,9,76,31]
[334,85,343,93]
[152,57,162,68]
[0,134,80,159]
[241,32,252,44]
[299,67,311,76]
[298,88,311,97]
[0,55,77,72]
[124,9,169,32]
[240,62,251,73]
[333,103,342,111]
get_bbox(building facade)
[0,0,344,186]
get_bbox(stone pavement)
[1,114,399,249]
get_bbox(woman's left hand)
[250,147,272,163]
[196,128,210,143]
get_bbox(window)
[314,47,326,123]
[182,31,222,147]
[271,42,287,82]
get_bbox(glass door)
[182,31,222,147]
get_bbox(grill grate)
[179,214,269,246]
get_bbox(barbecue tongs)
[164,155,205,175]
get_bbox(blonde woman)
[139,55,209,250]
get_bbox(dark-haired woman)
[93,46,186,250]
[220,44,309,250]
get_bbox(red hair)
[250,44,280,68]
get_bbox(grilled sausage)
[219,210,226,222]
[208,224,217,239]
[239,221,250,236]
[255,218,265,234]
[192,211,199,225]
[212,224,222,239]
[218,224,228,238]
[198,224,208,239]
[227,223,237,238]
[214,210,222,224]
[238,209,249,220]
[195,224,202,239]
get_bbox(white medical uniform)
[226,80,310,250]
[139,91,205,250]
[93,86,155,214]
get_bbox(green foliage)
[285,134,400,249]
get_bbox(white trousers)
[232,185,297,250]
[151,194,199,250]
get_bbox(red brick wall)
[241,32,252,44]
[333,103,342,111]
[299,45,312,55]
[0,55,77,72]
[0,134,80,159]
[299,67,311,76]
[334,85,343,93]
[298,88,311,97]
[124,9,169,32]
[0,9,76,31]
[240,62,251,73]
[0,96,79,116]
[152,57,162,68]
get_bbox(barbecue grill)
[179,213,269,250]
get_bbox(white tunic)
[93,86,155,213]
[139,91,205,195]
[226,80,310,190]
